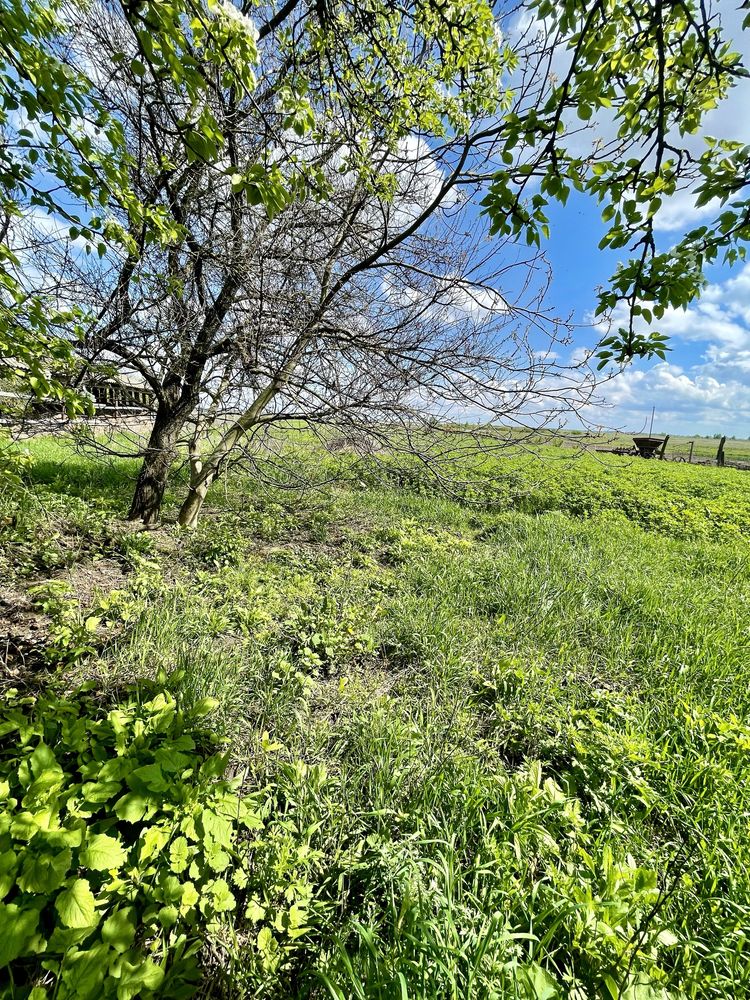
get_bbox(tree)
[50,26,587,525]
[0,0,263,415]
[26,0,519,523]
[2,0,748,518]
[172,137,595,528]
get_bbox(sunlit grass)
[3,436,750,997]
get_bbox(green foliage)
[0,435,30,487]
[6,438,750,997]
[361,448,750,542]
[0,0,507,410]
[26,581,101,666]
[2,0,747,410]
[0,679,317,999]
[0,0,122,411]
[479,0,747,362]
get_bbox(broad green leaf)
[518,962,559,999]
[158,904,179,929]
[30,743,58,776]
[114,792,148,823]
[115,956,164,1000]
[80,833,127,871]
[55,879,97,928]
[129,764,168,793]
[192,697,219,717]
[180,881,199,912]
[169,836,190,874]
[208,878,235,913]
[200,808,233,847]
[0,902,40,967]
[18,848,72,893]
[102,907,137,953]
[49,924,98,951]
[81,780,122,804]
[61,943,108,998]
[205,840,231,872]
[10,811,40,840]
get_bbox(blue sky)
[542,2,750,437]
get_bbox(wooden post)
[659,435,670,460]
[717,435,726,467]
[688,441,694,464]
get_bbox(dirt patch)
[61,556,128,607]
[1,554,130,688]
[0,584,53,687]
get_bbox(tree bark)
[176,388,280,529]
[128,407,183,524]
[177,480,211,529]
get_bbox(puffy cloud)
[587,262,750,434]
[652,191,722,234]
[584,360,750,435]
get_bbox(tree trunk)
[175,374,287,528]
[128,409,183,524]
[177,480,211,529]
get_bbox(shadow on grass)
[26,438,143,509]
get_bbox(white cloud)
[652,191,723,233]
[588,261,750,434]
[584,360,750,435]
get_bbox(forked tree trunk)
[177,393,279,528]
[176,356,301,529]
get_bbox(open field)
[575,432,750,465]
[2,436,750,998]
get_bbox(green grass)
[2,435,750,998]
[586,432,750,463]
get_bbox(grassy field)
[2,436,750,999]
[574,431,750,464]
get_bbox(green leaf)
[657,928,680,947]
[61,943,108,998]
[49,924,98,951]
[192,697,220,717]
[129,763,168,793]
[200,808,233,847]
[18,848,72,893]
[0,902,40,967]
[11,812,40,840]
[518,962,559,999]
[30,743,58,776]
[169,836,190,874]
[55,878,97,928]
[158,904,179,929]
[180,881,199,912]
[139,824,169,862]
[114,792,149,823]
[116,956,164,1000]
[208,877,235,913]
[102,907,137,953]
[205,840,231,872]
[80,833,127,871]
[81,780,122,804]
